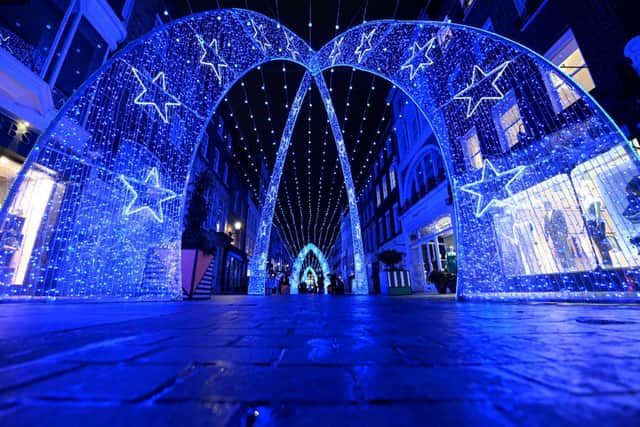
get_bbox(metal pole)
[47,2,82,87]
[40,0,77,79]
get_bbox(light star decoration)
[460,159,526,218]
[132,68,181,123]
[400,37,436,80]
[283,31,300,60]
[250,19,272,52]
[329,36,344,65]
[0,34,12,54]
[199,36,228,84]
[120,167,177,223]
[354,28,376,63]
[453,61,510,118]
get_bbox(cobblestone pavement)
[0,295,639,426]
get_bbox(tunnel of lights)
[1,9,639,301]
[290,243,331,294]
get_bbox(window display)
[0,155,56,286]
[571,145,640,269]
[493,173,596,276]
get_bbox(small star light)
[250,19,272,52]
[0,33,13,54]
[453,61,510,118]
[283,31,300,60]
[131,68,181,123]
[354,28,376,63]
[198,36,228,84]
[460,159,526,218]
[329,36,344,65]
[120,167,177,223]
[400,37,436,80]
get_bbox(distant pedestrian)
[317,274,325,294]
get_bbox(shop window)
[461,127,483,169]
[376,185,381,206]
[389,168,396,190]
[460,0,475,9]
[0,155,57,286]
[513,0,545,23]
[200,135,209,157]
[493,89,524,151]
[382,175,388,200]
[544,29,595,113]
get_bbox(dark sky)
[164,1,429,259]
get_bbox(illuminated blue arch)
[1,10,638,302]
[291,243,330,294]
[316,21,640,301]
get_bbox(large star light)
[453,61,510,118]
[460,159,526,218]
[354,28,376,63]
[199,37,228,84]
[400,37,436,80]
[250,19,272,52]
[120,167,177,223]
[132,68,181,123]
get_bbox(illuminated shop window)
[461,127,483,169]
[0,156,56,286]
[389,168,396,190]
[493,89,524,151]
[376,185,381,206]
[544,29,595,112]
[460,0,475,9]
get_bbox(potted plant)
[376,250,412,295]
[181,170,217,298]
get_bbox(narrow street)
[1,296,638,426]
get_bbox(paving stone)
[0,403,240,427]
[139,346,282,365]
[1,364,189,402]
[352,365,556,401]
[0,295,639,425]
[161,365,355,402]
[248,401,513,427]
[501,360,640,395]
[0,361,79,393]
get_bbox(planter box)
[379,270,412,295]
[181,249,215,299]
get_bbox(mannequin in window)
[584,201,612,266]
[543,201,574,270]
[623,175,640,253]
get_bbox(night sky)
[161,1,429,259]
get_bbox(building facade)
[355,1,640,294]
[357,107,404,293]
[427,0,640,141]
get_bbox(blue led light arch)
[316,21,640,301]
[290,243,331,294]
[0,10,638,302]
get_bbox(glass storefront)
[0,155,56,286]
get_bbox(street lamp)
[234,221,242,231]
